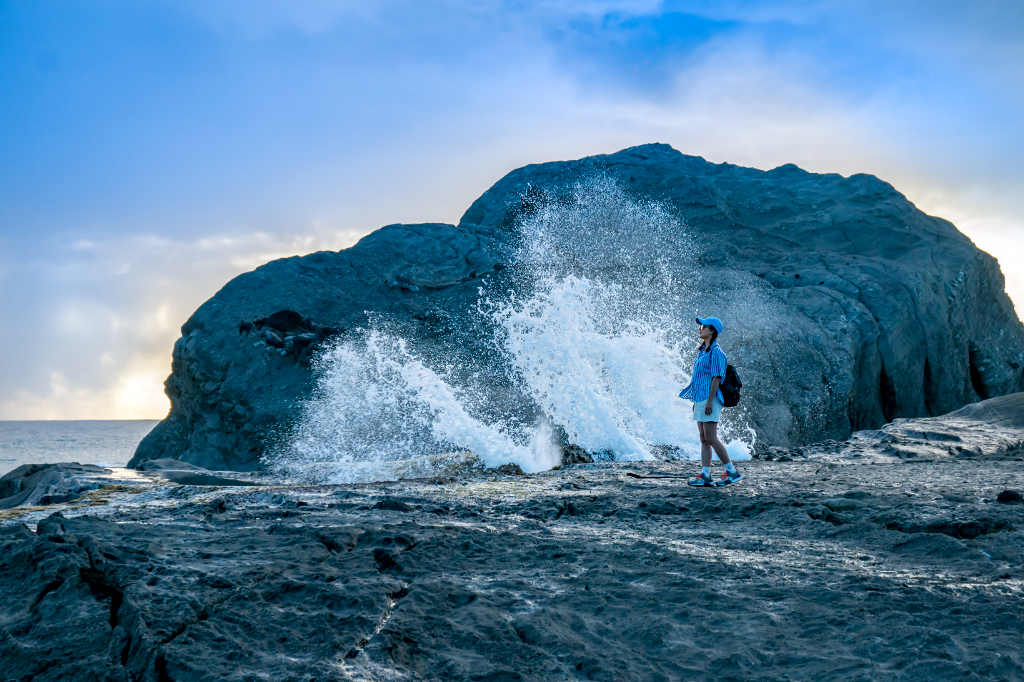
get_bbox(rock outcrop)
[130,144,1024,471]
[0,462,266,510]
[0,463,112,509]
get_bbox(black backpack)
[720,364,742,407]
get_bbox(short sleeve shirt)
[678,341,727,403]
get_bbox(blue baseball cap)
[696,316,723,334]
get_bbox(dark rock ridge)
[131,144,1024,471]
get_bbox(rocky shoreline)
[3,396,1024,681]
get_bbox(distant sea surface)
[0,421,159,477]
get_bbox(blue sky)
[1,0,1022,419]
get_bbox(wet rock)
[518,498,583,520]
[997,490,1024,504]
[0,463,111,509]
[0,512,404,682]
[823,498,865,512]
[865,394,1024,461]
[154,470,264,487]
[561,445,593,465]
[136,459,265,487]
[135,458,208,472]
[645,500,688,515]
[289,332,317,355]
[375,498,414,512]
[884,517,1014,540]
[489,463,525,476]
[263,329,284,348]
[520,500,562,520]
[892,533,970,558]
[739,500,778,516]
[808,506,849,525]
[561,501,581,517]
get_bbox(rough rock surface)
[5,396,1024,681]
[0,463,112,509]
[131,144,1024,470]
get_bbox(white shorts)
[692,397,724,423]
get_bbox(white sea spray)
[266,176,754,483]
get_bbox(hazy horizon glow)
[1,0,1022,419]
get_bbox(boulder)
[129,144,1024,471]
[998,490,1024,504]
[0,463,112,509]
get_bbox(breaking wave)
[267,177,753,483]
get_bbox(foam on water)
[267,177,753,483]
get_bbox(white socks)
[702,466,711,477]
[724,462,737,474]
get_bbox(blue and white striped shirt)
[679,340,727,403]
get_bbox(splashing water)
[495,176,753,461]
[497,276,691,457]
[265,332,563,483]
[267,176,753,483]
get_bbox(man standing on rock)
[679,317,742,486]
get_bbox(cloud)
[0,0,1021,419]
[0,228,367,420]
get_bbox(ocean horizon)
[0,420,160,477]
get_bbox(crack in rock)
[346,586,410,661]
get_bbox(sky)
[1,0,1022,420]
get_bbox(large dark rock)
[130,144,1024,471]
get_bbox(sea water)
[0,421,158,478]
[267,177,755,483]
